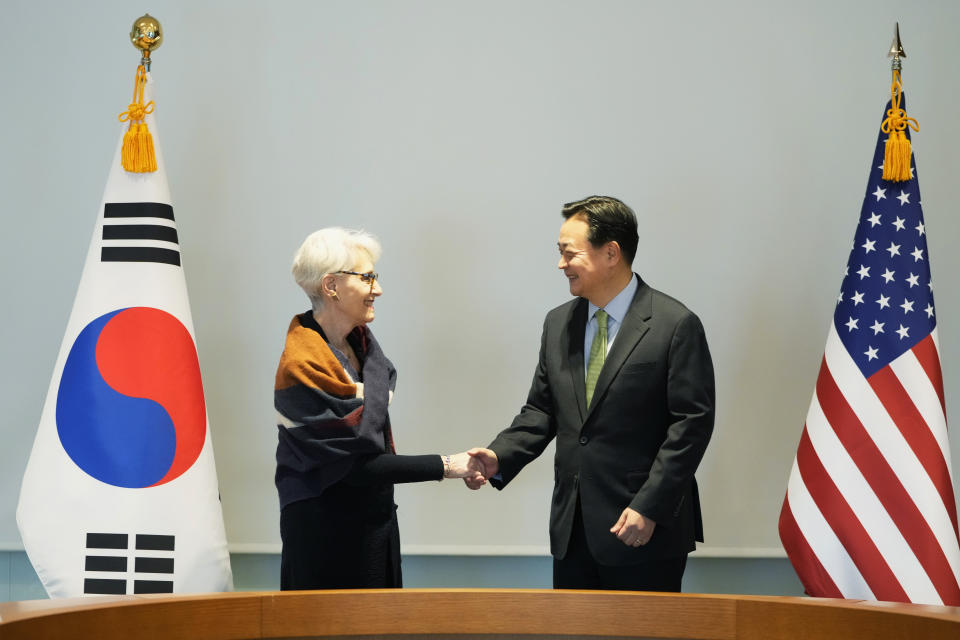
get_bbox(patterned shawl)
[274,311,396,509]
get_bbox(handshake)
[442,448,499,489]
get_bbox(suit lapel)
[584,278,652,423]
[566,298,588,423]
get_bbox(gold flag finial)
[130,14,163,71]
[119,15,162,173]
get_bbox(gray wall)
[3,0,960,590]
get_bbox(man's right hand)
[464,448,498,490]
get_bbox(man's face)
[557,216,607,300]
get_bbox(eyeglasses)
[335,270,379,287]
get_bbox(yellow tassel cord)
[118,65,157,173]
[880,70,919,182]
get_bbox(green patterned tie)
[585,309,608,406]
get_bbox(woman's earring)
[330,291,339,301]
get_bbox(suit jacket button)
[579,436,588,445]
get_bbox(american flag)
[778,98,960,605]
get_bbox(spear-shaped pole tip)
[888,22,905,70]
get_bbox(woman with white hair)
[275,227,485,589]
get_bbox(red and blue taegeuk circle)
[56,307,207,488]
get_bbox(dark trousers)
[553,501,687,591]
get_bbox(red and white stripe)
[780,325,960,605]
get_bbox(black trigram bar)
[136,534,175,551]
[85,555,127,572]
[134,580,173,594]
[86,533,128,549]
[104,202,175,220]
[84,578,126,595]
[135,557,174,574]
[101,247,181,266]
[101,202,180,265]
[102,224,179,243]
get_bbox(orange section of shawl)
[275,316,358,397]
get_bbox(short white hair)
[292,227,382,309]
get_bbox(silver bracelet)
[441,455,452,480]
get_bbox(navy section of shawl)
[275,313,397,509]
[275,385,364,433]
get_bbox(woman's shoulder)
[276,312,357,397]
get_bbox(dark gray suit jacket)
[489,275,715,565]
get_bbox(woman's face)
[333,254,382,327]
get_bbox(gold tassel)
[118,65,156,173]
[880,70,918,182]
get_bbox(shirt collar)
[587,273,638,325]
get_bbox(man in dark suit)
[468,195,715,591]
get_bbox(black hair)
[561,195,639,265]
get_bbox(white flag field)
[16,73,233,598]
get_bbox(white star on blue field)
[834,101,936,378]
